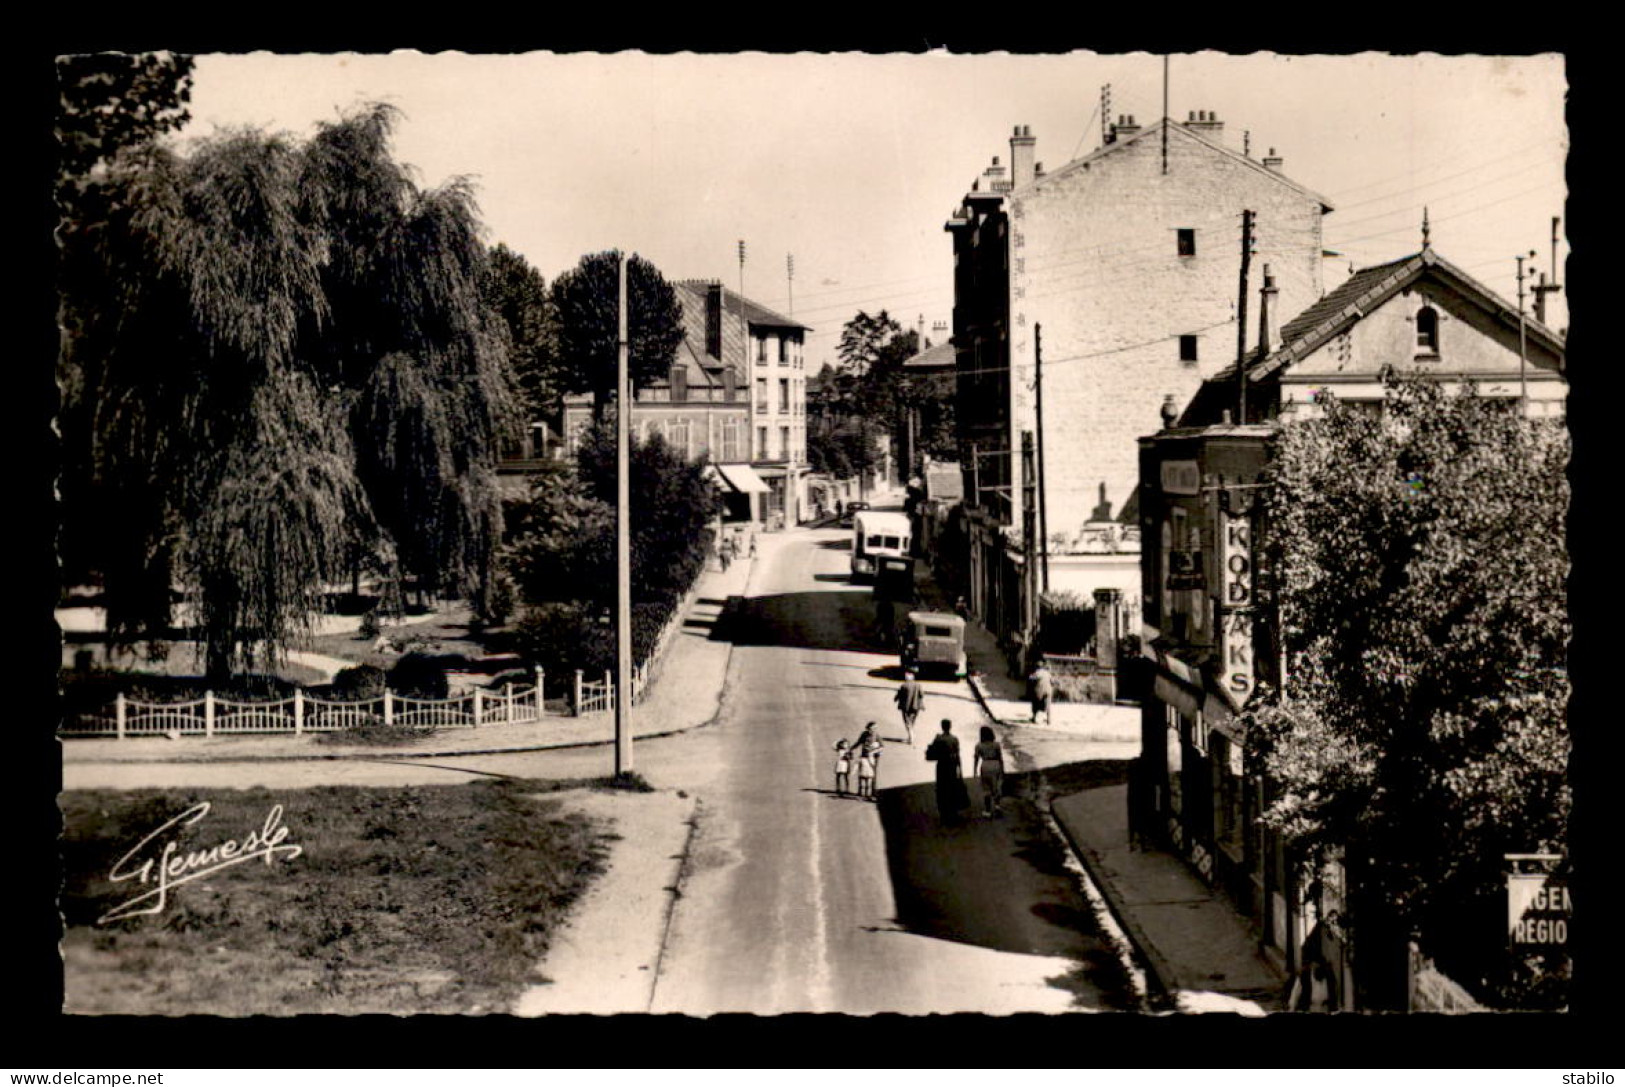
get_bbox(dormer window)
[1415,305,1440,357]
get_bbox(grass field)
[61,778,619,1015]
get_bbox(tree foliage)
[480,243,562,425]
[58,102,513,678]
[1249,378,1569,997]
[550,251,683,416]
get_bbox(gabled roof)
[1033,119,1335,213]
[1211,247,1567,385]
[903,340,956,370]
[673,279,810,333]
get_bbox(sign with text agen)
[1508,873,1570,947]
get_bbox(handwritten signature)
[99,802,303,925]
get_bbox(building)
[1133,245,1568,1008]
[558,279,812,524]
[1182,243,1567,426]
[943,113,1333,647]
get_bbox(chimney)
[705,281,724,359]
[1009,124,1037,188]
[1108,114,1141,143]
[982,155,1009,192]
[1257,264,1280,356]
[1262,147,1284,172]
[1184,109,1224,142]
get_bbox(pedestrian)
[972,725,1006,817]
[954,594,969,620]
[748,533,758,559]
[832,739,852,797]
[1286,919,1339,1012]
[1029,660,1054,725]
[924,719,968,822]
[719,535,733,571]
[836,499,844,519]
[854,722,883,800]
[894,669,924,745]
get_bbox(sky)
[176,51,1569,369]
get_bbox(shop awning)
[714,463,771,494]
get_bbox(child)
[855,722,883,800]
[833,739,852,796]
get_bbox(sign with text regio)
[1218,509,1254,698]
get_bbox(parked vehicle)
[901,610,967,679]
[839,499,870,528]
[850,509,909,580]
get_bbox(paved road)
[644,520,1134,1014]
[62,517,1136,1015]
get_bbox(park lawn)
[61,778,615,1015]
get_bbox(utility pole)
[1236,209,1255,423]
[1532,216,1562,326]
[1516,249,1535,417]
[1100,83,1112,148]
[787,253,795,317]
[1161,55,1170,176]
[1021,430,1038,638]
[1034,323,1049,593]
[614,253,633,775]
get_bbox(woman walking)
[924,719,968,823]
[972,726,1006,817]
[854,722,883,801]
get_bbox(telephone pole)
[1034,323,1050,593]
[614,252,633,775]
[1516,249,1535,417]
[1236,210,1255,423]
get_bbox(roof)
[1034,119,1335,213]
[673,280,810,333]
[1211,247,1568,385]
[903,340,956,370]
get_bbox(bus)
[851,510,911,581]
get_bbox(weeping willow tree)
[59,103,514,680]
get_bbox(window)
[1415,305,1439,355]
[668,419,690,460]
[1177,229,1196,257]
[1180,335,1199,363]
[780,426,790,459]
[756,377,768,413]
[757,426,768,459]
[721,418,743,463]
[756,336,768,363]
[779,377,790,413]
[779,338,789,365]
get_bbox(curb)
[1046,796,1180,1012]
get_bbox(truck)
[850,510,911,582]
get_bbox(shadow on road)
[726,589,891,653]
[872,771,1139,1010]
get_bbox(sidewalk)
[62,550,758,766]
[1050,787,1285,1014]
[917,561,1282,1014]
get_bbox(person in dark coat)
[894,669,924,745]
[924,719,968,822]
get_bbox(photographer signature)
[99,801,303,924]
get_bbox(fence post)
[115,692,126,740]
[573,669,583,717]
[604,668,613,713]
[473,688,483,728]
[384,688,394,727]
[294,688,304,736]
[536,667,544,720]
[204,690,215,738]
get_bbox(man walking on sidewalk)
[894,669,924,745]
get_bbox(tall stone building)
[945,112,1332,643]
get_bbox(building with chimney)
[943,113,1333,647]
[558,280,801,523]
[1132,244,1567,1009]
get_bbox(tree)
[56,52,195,190]
[480,243,562,426]
[550,250,683,418]
[1250,377,1570,1007]
[58,103,513,680]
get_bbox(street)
[61,516,1137,1015]
[644,518,1134,1014]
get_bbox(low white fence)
[65,566,717,739]
[63,670,551,739]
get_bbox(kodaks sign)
[1218,510,1254,697]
